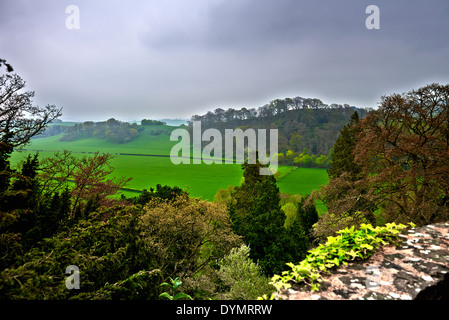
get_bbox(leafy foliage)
[159,277,193,300]
[141,195,242,280]
[128,184,187,207]
[316,83,449,231]
[141,119,166,126]
[354,84,449,225]
[216,245,275,300]
[229,161,311,276]
[1,206,149,299]
[311,210,371,243]
[39,151,131,213]
[327,111,362,180]
[0,194,242,300]
[191,98,369,165]
[267,222,414,296]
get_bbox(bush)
[149,129,163,135]
[140,195,242,281]
[216,245,275,300]
[282,203,297,228]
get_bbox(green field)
[11,124,330,202]
[20,124,175,155]
[277,167,329,195]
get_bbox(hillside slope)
[13,123,330,201]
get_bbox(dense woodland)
[190,99,369,168]
[1,60,449,300]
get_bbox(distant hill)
[32,118,186,143]
[34,98,369,167]
[159,119,189,126]
[24,123,175,156]
[189,96,371,167]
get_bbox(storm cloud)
[1,0,448,121]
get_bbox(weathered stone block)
[282,222,449,300]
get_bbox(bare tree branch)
[0,73,62,147]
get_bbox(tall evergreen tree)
[0,140,13,195]
[327,111,362,180]
[319,111,376,229]
[59,187,72,222]
[296,196,319,237]
[229,161,308,275]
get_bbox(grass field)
[276,166,329,215]
[11,124,330,203]
[21,124,175,155]
[277,166,329,195]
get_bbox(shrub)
[140,195,242,280]
[282,203,297,228]
[216,245,275,300]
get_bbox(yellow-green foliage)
[216,245,275,300]
[282,203,297,228]
[262,222,415,298]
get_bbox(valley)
[11,123,330,201]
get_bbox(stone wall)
[281,222,449,300]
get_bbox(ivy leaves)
[268,222,415,295]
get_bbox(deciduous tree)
[0,73,61,148]
[316,84,449,236]
[0,70,61,194]
[39,151,131,215]
[355,83,449,225]
[141,195,242,279]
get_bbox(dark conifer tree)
[327,111,362,180]
[59,188,72,221]
[0,140,13,195]
[229,160,309,275]
[295,196,319,245]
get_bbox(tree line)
[59,118,143,144]
[34,118,170,144]
[190,97,370,168]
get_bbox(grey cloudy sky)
[1,0,449,121]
